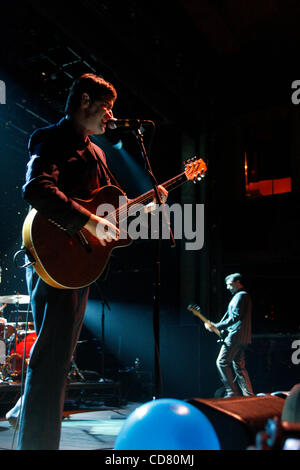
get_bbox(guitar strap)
[90,143,124,191]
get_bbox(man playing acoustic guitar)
[14,73,168,449]
[205,273,254,398]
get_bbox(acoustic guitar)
[22,157,207,289]
[187,303,224,342]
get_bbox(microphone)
[107,118,152,130]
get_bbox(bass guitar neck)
[187,304,222,339]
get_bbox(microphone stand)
[13,301,20,358]
[132,124,175,399]
[93,281,111,383]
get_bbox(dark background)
[0,0,299,399]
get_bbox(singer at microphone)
[107,118,152,130]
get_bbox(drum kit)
[0,294,36,381]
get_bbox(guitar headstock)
[184,157,207,183]
[187,303,201,314]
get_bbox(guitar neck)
[189,307,210,325]
[188,305,221,337]
[128,171,188,209]
[114,157,206,222]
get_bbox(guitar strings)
[87,161,204,229]
[112,171,187,222]
[112,164,204,223]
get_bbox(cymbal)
[0,294,30,304]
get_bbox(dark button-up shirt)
[23,117,111,235]
[215,290,252,345]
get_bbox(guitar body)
[22,185,132,289]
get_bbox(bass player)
[205,273,254,398]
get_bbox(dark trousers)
[216,342,254,397]
[17,267,89,450]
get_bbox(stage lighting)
[112,139,123,150]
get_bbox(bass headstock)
[187,303,201,314]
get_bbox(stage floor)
[0,378,142,450]
[0,401,141,450]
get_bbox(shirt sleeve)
[22,129,91,236]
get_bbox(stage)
[0,381,291,451]
[0,379,136,450]
[1,0,300,452]
[0,402,140,451]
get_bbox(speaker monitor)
[188,395,285,450]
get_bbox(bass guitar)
[187,303,224,342]
[22,157,207,289]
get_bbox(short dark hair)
[65,73,117,114]
[225,273,243,284]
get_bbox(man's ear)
[81,92,90,108]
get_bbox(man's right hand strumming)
[84,214,119,246]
